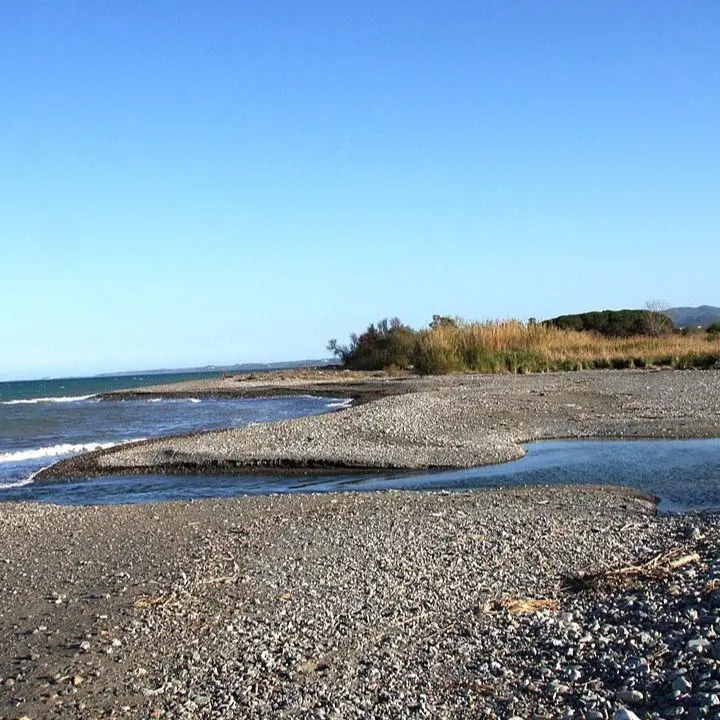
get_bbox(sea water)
[0,373,334,492]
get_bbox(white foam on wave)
[146,397,201,404]
[0,478,35,490]
[1,394,96,406]
[0,470,43,490]
[0,438,147,464]
[326,398,353,409]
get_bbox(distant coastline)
[94,358,339,378]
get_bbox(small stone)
[78,641,91,653]
[688,638,711,654]
[613,710,641,720]
[616,689,644,704]
[672,675,693,695]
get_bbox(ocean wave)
[0,438,147,464]
[1,394,96,406]
[147,398,202,404]
[326,398,353,409]
[0,474,39,490]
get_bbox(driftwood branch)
[562,547,700,593]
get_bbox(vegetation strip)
[327,315,720,374]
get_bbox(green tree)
[327,318,417,370]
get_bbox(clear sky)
[2,2,718,380]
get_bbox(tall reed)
[412,320,720,374]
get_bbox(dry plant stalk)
[563,547,700,593]
[133,594,182,610]
[502,597,559,614]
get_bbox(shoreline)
[37,368,720,482]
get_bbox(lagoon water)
[1,374,719,511]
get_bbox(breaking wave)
[1,395,96,406]
[326,398,353,409]
[0,439,147,464]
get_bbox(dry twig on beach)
[501,597,559,614]
[562,547,700,592]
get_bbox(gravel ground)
[3,485,720,720]
[41,369,720,479]
[6,369,720,719]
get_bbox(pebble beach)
[42,369,720,479]
[2,369,720,719]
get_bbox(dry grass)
[413,320,720,374]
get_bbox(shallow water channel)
[9,438,720,511]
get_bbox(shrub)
[327,318,417,370]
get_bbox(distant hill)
[665,306,720,329]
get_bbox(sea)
[0,372,336,495]
[1,373,719,511]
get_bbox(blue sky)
[2,1,718,379]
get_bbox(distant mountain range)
[97,358,339,378]
[665,305,720,329]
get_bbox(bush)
[411,330,463,374]
[327,318,417,370]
